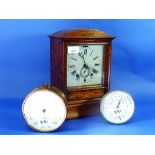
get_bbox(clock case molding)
[49,29,115,119]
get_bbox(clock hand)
[116,96,123,108]
[86,66,98,74]
[79,52,87,65]
[79,53,98,74]
[82,55,87,65]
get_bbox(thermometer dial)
[22,85,67,132]
[100,90,135,124]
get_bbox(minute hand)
[79,54,98,73]
[78,53,87,66]
[87,66,98,74]
[81,54,87,64]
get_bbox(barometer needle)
[116,96,123,108]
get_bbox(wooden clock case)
[49,29,115,119]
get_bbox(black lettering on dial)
[71,57,77,61]
[94,63,99,66]
[76,74,80,80]
[84,49,87,55]
[71,70,77,76]
[68,65,75,68]
[92,69,98,74]
[93,56,99,60]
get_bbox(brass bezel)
[22,84,67,132]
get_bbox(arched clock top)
[50,29,115,39]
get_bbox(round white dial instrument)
[22,85,67,132]
[100,90,135,124]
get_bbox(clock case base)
[49,29,115,119]
[66,85,106,119]
[67,98,101,119]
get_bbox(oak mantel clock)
[49,29,115,119]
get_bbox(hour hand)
[82,64,98,74]
[87,66,98,74]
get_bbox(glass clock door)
[67,44,104,87]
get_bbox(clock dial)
[22,89,67,132]
[67,45,104,87]
[100,90,135,124]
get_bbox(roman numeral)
[78,52,83,57]
[71,70,77,76]
[71,57,77,61]
[90,73,93,78]
[76,74,80,80]
[93,56,99,60]
[94,63,99,66]
[84,49,87,55]
[84,78,86,83]
[90,50,94,56]
[68,65,75,68]
[92,69,98,74]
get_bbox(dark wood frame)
[50,29,115,119]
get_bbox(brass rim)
[22,84,67,132]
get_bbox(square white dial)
[67,44,104,87]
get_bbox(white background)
[0,0,155,19]
[0,0,155,154]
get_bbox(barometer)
[22,85,67,132]
[100,90,135,124]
